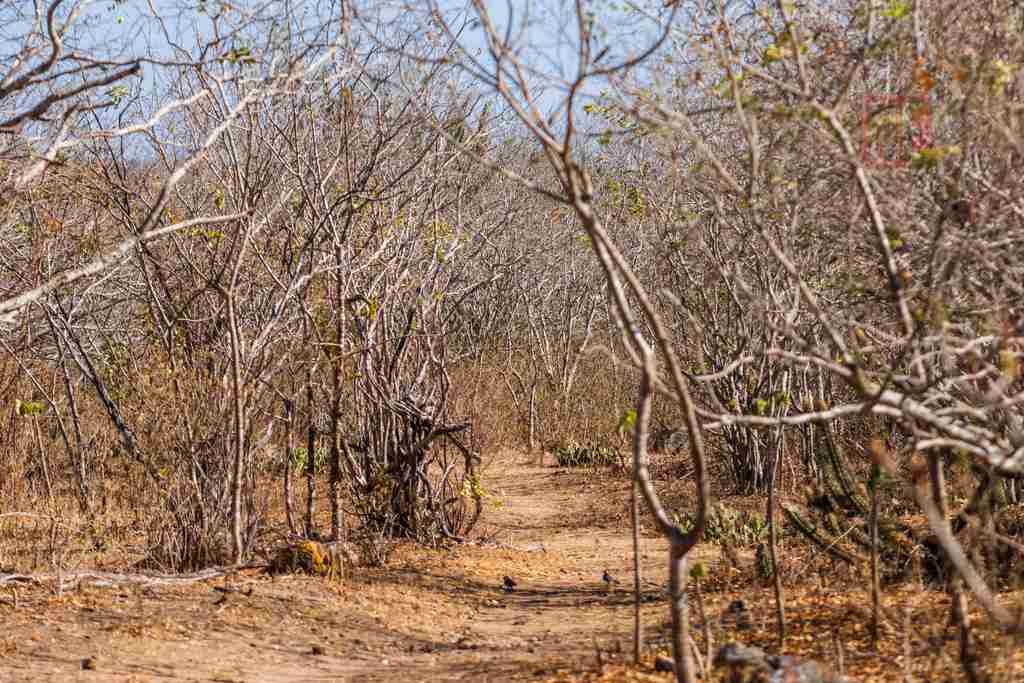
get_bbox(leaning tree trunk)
[304,376,317,539]
[631,479,642,664]
[767,434,786,646]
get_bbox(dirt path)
[1,454,695,682]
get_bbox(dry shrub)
[450,352,636,457]
[140,477,234,571]
[448,359,511,456]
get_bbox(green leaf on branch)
[882,1,912,18]
[14,399,46,417]
[910,146,960,169]
[616,409,637,436]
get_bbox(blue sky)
[74,0,667,106]
[1,0,673,153]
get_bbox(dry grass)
[1,433,1023,681]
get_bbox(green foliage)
[461,473,501,508]
[355,297,380,319]
[988,59,1018,95]
[910,145,960,169]
[625,186,645,217]
[11,223,31,237]
[615,409,636,438]
[189,227,225,242]
[14,399,46,417]
[222,45,257,65]
[673,504,769,547]
[730,392,790,416]
[753,398,769,415]
[551,441,620,468]
[881,1,912,18]
[291,446,328,473]
[107,86,129,104]
[762,38,809,65]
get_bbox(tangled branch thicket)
[1,0,1024,679]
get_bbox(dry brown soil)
[0,453,699,682]
[9,454,1023,682]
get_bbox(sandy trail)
[2,454,697,682]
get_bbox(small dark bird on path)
[502,575,516,593]
[602,570,619,587]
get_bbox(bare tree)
[0,0,359,568]
[619,0,1024,632]
[405,3,712,679]
[400,0,1024,675]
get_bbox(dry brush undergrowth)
[3,1,1024,681]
